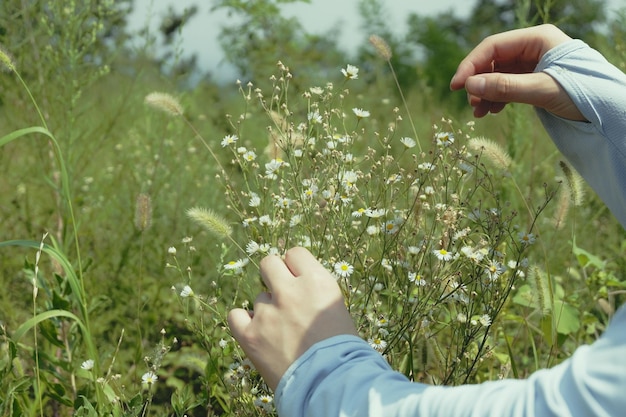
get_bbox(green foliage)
[212,0,344,87]
[0,0,624,415]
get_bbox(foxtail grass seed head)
[135,193,153,231]
[144,92,184,116]
[0,45,15,73]
[369,34,392,61]
[529,265,551,315]
[187,207,232,239]
[558,160,585,206]
[553,184,571,230]
[468,137,512,170]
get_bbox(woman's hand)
[450,24,586,121]
[228,247,358,391]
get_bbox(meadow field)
[1,1,625,416]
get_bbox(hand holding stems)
[450,24,586,121]
[228,247,358,391]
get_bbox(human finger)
[466,72,585,120]
[282,247,330,278]
[227,308,253,343]
[465,72,558,106]
[472,99,507,118]
[259,254,293,292]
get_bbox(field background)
[1,0,625,416]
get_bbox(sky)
[127,0,626,83]
[127,0,477,82]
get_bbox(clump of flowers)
[156,58,558,415]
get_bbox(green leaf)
[572,237,606,269]
[12,309,86,344]
[553,300,580,335]
[47,383,73,406]
[39,319,64,348]
[512,284,538,308]
[75,396,98,417]
[0,126,54,148]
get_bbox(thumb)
[227,308,252,343]
[465,72,585,121]
[465,72,556,107]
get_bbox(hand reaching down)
[228,247,358,391]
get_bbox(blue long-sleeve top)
[275,39,626,417]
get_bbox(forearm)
[535,39,626,229]
[276,335,543,417]
[276,308,626,417]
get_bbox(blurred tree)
[0,0,131,124]
[355,0,421,97]
[405,12,468,109]
[211,0,345,88]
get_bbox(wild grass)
[1,2,625,416]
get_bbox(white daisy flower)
[352,208,366,217]
[368,337,387,352]
[224,258,249,274]
[352,108,370,118]
[243,150,257,161]
[302,186,318,199]
[307,111,322,124]
[81,359,94,371]
[275,196,293,209]
[418,162,436,171]
[142,371,158,385]
[435,132,454,147]
[289,214,302,227]
[434,248,453,261]
[242,216,257,227]
[180,285,194,298]
[382,219,400,235]
[254,395,274,412]
[366,225,379,236]
[334,261,354,278]
[381,258,393,271]
[479,314,492,327]
[365,208,386,218]
[375,317,389,327]
[407,245,420,255]
[400,137,416,148]
[341,64,359,80]
[518,231,536,245]
[220,134,238,147]
[485,260,506,281]
[246,240,260,255]
[248,193,261,207]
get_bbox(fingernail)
[466,76,486,95]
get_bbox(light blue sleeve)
[274,39,626,417]
[276,306,626,417]
[535,39,626,229]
